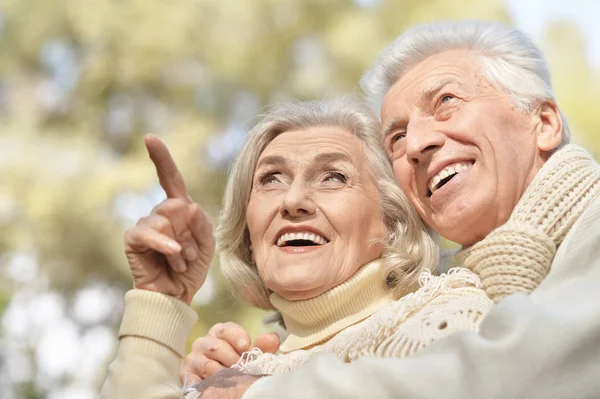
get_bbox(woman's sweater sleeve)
[98,289,198,399]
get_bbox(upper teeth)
[276,231,328,247]
[428,161,473,194]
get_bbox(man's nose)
[279,181,316,218]
[405,120,445,166]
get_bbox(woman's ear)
[536,101,563,152]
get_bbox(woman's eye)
[324,172,346,183]
[260,173,280,185]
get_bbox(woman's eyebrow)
[312,152,354,166]
[256,155,286,169]
[255,152,354,177]
[302,152,355,178]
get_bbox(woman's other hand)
[124,135,215,305]
[182,322,280,384]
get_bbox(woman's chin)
[268,275,332,301]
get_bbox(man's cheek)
[394,167,413,196]
[392,164,403,185]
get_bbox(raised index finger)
[145,134,192,202]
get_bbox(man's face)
[381,49,550,246]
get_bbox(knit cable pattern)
[457,144,600,302]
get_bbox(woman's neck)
[270,259,395,353]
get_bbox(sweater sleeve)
[98,289,198,399]
[242,204,600,399]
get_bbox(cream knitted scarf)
[457,144,600,303]
[233,266,492,375]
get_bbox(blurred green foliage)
[0,0,598,398]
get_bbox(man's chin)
[423,190,497,242]
[424,212,480,247]
[434,218,495,248]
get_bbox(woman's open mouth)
[276,231,329,247]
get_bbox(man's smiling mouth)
[427,161,474,196]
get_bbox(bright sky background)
[507,0,600,69]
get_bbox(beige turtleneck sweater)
[271,260,396,353]
[229,261,492,377]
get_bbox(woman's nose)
[279,181,316,218]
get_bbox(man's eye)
[440,94,454,104]
[391,132,406,143]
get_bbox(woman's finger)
[192,336,242,368]
[135,211,189,272]
[180,367,201,387]
[151,200,205,263]
[187,204,215,263]
[124,226,181,255]
[253,333,280,354]
[184,354,225,381]
[145,134,193,203]
[208,322,251,354]
[155,199,199,272]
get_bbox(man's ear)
[536,100,563,152]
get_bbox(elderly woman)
[99,98,492,399]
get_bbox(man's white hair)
[361,20,570,147]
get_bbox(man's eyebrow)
[256,155,286,169]
[382,116,405,139]
[419,78,462,106]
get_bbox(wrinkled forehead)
[256,127,367,167]
[381,51,489,121]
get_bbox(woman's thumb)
[253,333,280,354]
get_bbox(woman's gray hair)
[360,20,570,149]
[217,97,440,310]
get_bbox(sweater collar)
[270,259,395,353]
[457,144,600,302]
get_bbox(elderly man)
[192,21,600,399]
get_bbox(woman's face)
[246,126,387,301]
